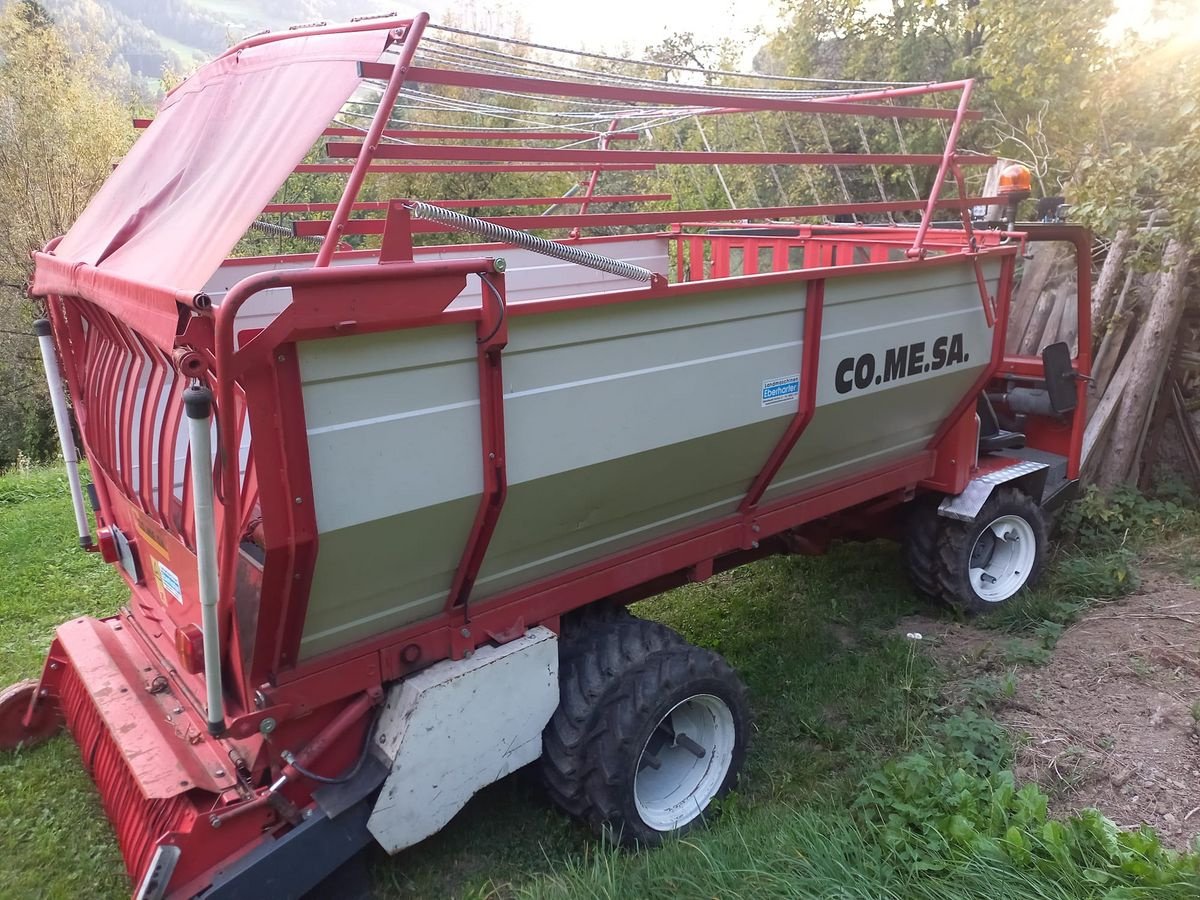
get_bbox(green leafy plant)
[1059,486,1198,554]
[854,712,1200,890]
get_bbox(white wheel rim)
[969,513,1036,602]
[633,693,736,833]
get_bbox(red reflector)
[175,625,205,674]
[97,527,120,564]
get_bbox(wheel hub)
[634,693,735,832]
[968,514,1036,602]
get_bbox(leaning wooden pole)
[1094,238,1193,488]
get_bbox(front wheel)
[933,486,1048,613]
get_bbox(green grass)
[1,464,1197,899]
[0,466,129,900]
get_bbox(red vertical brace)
[689,235,705,282]
[445,274,509,620]
[950,162,996,328]
[739,278,825,514]
[314,13,429,266]
[907,79,974,259]
[379,201,414,262]
[571,118,621,239]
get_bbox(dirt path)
[901,575,1200,850]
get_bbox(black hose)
[477,274,506,345]
[289,709,379,786]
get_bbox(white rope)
[693,117,736,209]
[425,22,928,88]
[413,36,874,99]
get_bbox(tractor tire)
[542,614,684,818]
[542,619,750,846]
[556,600,636,658]
[903,496,943,600]
[933,486,1048,614]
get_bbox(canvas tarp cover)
[50,29,387,295]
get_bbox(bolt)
[214,768,225,777]
[751,541,760,549]
[39,688,48,697]
[210,815,222,829]
[751,523,761,533]
[172,706,183,714]
[277,354,286,363]
[460,627,470,638]
[259,717,277,735]
[294,496,302,504]
[49,662,59,670]
[464,649,474,659]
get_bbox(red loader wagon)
[0,12,1091,898]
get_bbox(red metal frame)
[292,197,998,238]
[262,194,671,214]
[20,15,1094,897]
[362,62,982,121]
[326,141,991,168]
[292,162,659,173]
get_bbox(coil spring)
[403,200,656,283]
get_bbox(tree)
[0,0,133,467]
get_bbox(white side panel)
[367,626,559,854]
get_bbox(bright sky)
[406,0,781,58]
[399,0,1192,61]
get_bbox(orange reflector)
[998,163,1032,196]
[175,624,205,674]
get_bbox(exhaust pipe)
[183,385,225,736]
[33,319,93,550]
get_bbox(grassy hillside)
[2,463,1199,898]
[36,0,404,83]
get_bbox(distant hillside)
[36,0,403,85]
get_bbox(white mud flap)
[367,626,559,853]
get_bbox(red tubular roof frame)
[263,194,671,214]
[359,62,981,121]
[325,141,994,168]
[135,119,639,142]
[291,196,1000,237]
[292,162,658,174]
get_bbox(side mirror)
[1042,341,1078,414]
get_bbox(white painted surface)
[367,626,559,854]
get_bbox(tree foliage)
[0,0,133,467]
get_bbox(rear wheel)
[541,611,684,818]
[542,618,750,845]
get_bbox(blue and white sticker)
[762,374,800,407]
[154,559,184,604]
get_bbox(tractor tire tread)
[578,643,749,846]
[903,498,943,600]
[541,616,686,817]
